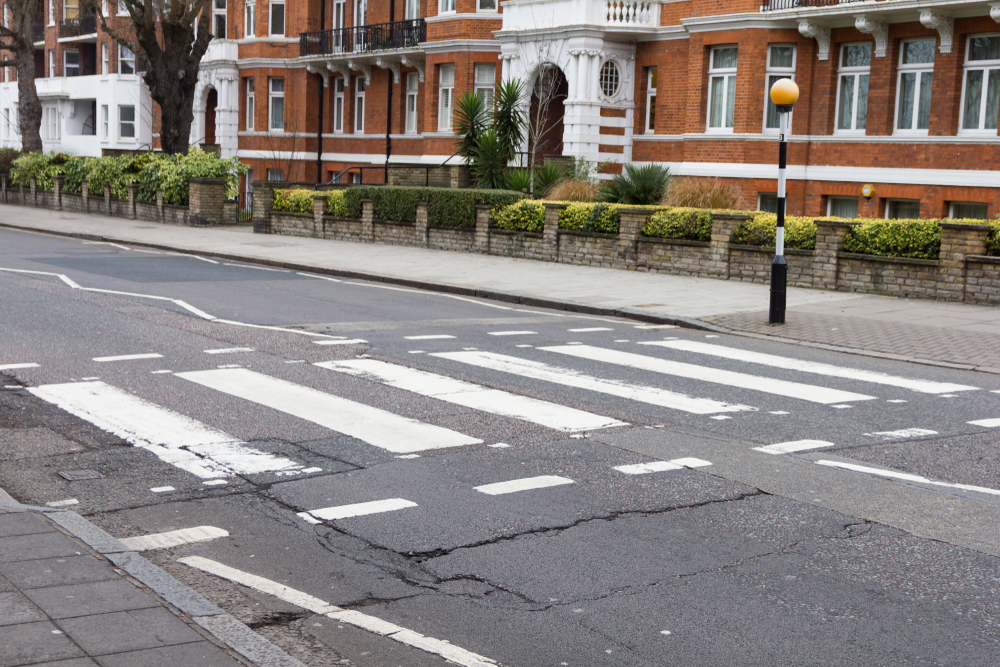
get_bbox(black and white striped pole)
[768,78,799,326]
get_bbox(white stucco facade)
[192,39,240,158]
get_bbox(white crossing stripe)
[28,381,303,479]
[670,457,712,468]
[474,475,574,495]
[634,324,678,329]
[313,339,367,346]
[300,498,417,522]
[433,351,753,415]
[568,327,613,332]
[969,418,1000,428]
[315,358,625,432]
[753,440,835,455]
[543,345,875,405]
[817,460,1000,496]
[119,526,229,551]
[46,499,79,507]
[0,363,39,371]
[93,353,163,362]
[864,428,938,440]
[615,461,682,475]
[487,331,537,336]
[204,348,254,354]
[176,368,481,454]
[644,340,977,395]
[180,556,498,667]
[405,335,456,340]
[150,486,175,493]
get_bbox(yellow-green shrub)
[271,189,315,214]
[559,202,621,233]
[324,190,347,216]
[493,200,544,232]
[843,219,940,259]
[642,208,714,242]
[732,213,818,250]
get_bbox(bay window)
[245,78,255,131]
[475,63,495,106]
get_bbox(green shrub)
[494,200,544,232]
[987,221,1000,257]
[324,190,347,216]
[843,219,941,259]
[341,186,524,227]
[597,163,671,205]
[10,152,62,190]
[0,147,20,177]
[272,189,315,214]
[642,208,714,242]
[558,202,621,234]
[732,213,818,250]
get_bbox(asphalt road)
[2,226,999,667]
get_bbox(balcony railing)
[605,0,657,26]
[32,23,44,42]
[60,16,97,37]
[300,18,426,57]
[760,0,865,11]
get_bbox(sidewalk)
[0,491,304,667]
[3,204,1000,372]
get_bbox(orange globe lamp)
[769,78,800,113]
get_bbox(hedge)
[642,208,714,242]
[988,222,1000,257]
[842,219,941,259]
[559,203,621,234]
[494,200,544,232]
[8,149,247,205]
[732,213,819,250]
[272,189,315,214]
[339,186,524,227]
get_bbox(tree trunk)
[15,24,41,151]
[147,66,197,155]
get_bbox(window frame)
[268,77,284,131]
[959,33,1000,134]
[835,42,872,134]
[885,198,921,220]
[758,193,778,214]
[101,42,108,75]
[333,77,344,133]
[354,76,365,133]
[405,0,420,19]
[706,45,738,132]
[119,44,135,75]
[827,195,859,219]
[100,104,108,139]
[268,0,284,36]
[245,77,255,131]
[405,71,418,134]
[266,168,284,181]
[763,44,796,134]
[118,104,135,140]
[244,0,255,37]
[212,0,227,37]
[645,66,656,133]
[949,201,989,219]
[894,38,935,135]
[63,49,79,77]
[477,0,497,12]
[438,0,456,15]
[63,0,79,21]
[48,0,54,26]
[438,64,454,131]
[48,49,54,77]
[474,63,495,107]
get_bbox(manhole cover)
[58,470,104,481]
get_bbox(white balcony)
[501,0,660,34]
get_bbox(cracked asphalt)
[2,227,1000,666]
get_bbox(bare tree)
[97,0,212,154]
[0,0,43,152]
[525,63,565,181]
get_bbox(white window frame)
[827,196,859,219]
[758,193,778,213]
[244,0,255,37]
[706,45,737,132]
[118,104,135,140]
[959,33,1000,134]
[117,0,126,16]
[266,168,284,181]
[949,201,989,219]
[268,0,284,36]
[333,0,345,29]
[354,76,365,133]
[63,49,79,77]
[477,0,497,12]
[333,77,344,133]
[764,44,796,134]
[645,67,656,133]
[2,108,8,140]
[63,0,79,21]
[474,63,495,107]
[119,44,135,74]
[48,49,55,77]
[101,43,109,75]
[245,78,255,131]
[894,38,935,135]
[212,0,226,37]
[835,42,871,134]
[438,0,456,14]
[405,0,419,19]
[48,0,54,25]
[405,71,418,134]
[885,199,920,220]
[100,104,108,139]
[438,64,454,131]
[268,77,284,131]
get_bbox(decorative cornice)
[991,2,1000,23]
[919,11,953,54]
[305,62,329,86]
[400,55,425,82]
[347,60,372,85]
[375,57,401,84]
[798,19,830,61]
[854,14,888,58]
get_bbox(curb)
[0,490,307,667]
[2,219,997,374]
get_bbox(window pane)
[271,78,283,93]
[837,75,855,130]
[770,45,793,68]
[758,193,778,213]
[986,69,1000,130]
[120,106,134,122]
[897,72,915,129]
[709,76,724,127]
[888,200,920,219]
[649,67,656,89]
[271,98,283,129]
[647,95,655,130]
[902,40,935,64]
[270,2,283,34]
[475,63,494,85]
[713,47,737,70]
[969,36,1000,62]
[917,71,932,130]
[725,74,735,128]
[829,197,858,218]
[842,44,871,67]
[479,0,496,8]
[964,70,983,129]
[952,202,988,219]
[856,74,869,130]
[766,74,781,129]
[440,64,454,85]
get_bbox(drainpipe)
[385,0,394,183]
[316,0,327,183]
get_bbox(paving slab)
[0,555,119,591]
[57,608,202,656]
[0,533,83,564]
[23,579,159,620]
[0,591,47,626]
[0,512,55,538]
[93,641,246,667]
[0,620,84,667]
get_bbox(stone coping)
[730,243,814,256]
[558,229,620,239]
[640,235,710,247]
[838,251,939,266]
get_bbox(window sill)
[704,128,734,134]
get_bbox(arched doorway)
[204,88,218,145]
[528,64,567,165]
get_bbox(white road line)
[817,460,1000,496]
[301,498,417,522]
[614,461,682,475]
[176,368,481,454]
[301,467,323,473]
[830,404,853,409]
[119,526,229,551]
[188,255,219,264]
[203,479,228,486]
[404,335,456,340]
[313,339,368,346]
[568,327,613,332]
[887,399,908,404]
[204,348,254,354]
[151,370,173,374]
[643,340,977,395]
[544,345,875,405]
[178,556,497,667]
[0,363,39,371]
[316,358,626,432]
[487,331,537,336]
[92,353,163,363]
[28,381,302,478]
[969,418,1000,428]
[515,344,533,348]
[474,475,574,495]
[222,263,289,273]
[753,440,835,455]
[46,499,79,507]
[297,272,341,282]
[82,241,131,250]
[634,324,678,329]
[670,457,712,468]
[150,486,175,493]
[433,351,753,415]
[864,428,938,440]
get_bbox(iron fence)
[300,19,426,57]
[760,0,865,11]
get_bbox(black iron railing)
[60,16,97,36]
[760,0,865,10]
[32,23,45,42]
[300,19,426,57]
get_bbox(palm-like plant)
[471,129,510,190]
[597,163,671,205]
[494,79,525,163]
[454,92,491,162]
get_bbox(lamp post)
[768,78,800,326]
